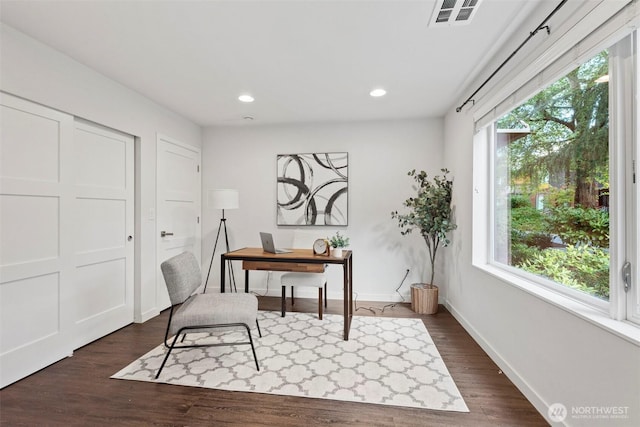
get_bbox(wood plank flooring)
[0,297,547,426]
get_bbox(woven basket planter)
[410,283,438,314]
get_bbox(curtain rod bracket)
[532,25,551,37]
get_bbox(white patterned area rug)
[112,311,469,412]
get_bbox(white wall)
[442,3,640,426]
[443,110,640,426]
[0,24,202,322]
[202,118,444,301]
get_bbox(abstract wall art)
[277,152,348,226]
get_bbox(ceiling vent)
[429,0,482,27]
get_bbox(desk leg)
[220,256,226,293]
[343,267,348,340]
[348,255,353,335]
[245,270,250,293]
[343,256,352,340]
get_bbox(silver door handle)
[160,231,174,237]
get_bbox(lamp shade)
[209,189,239,210]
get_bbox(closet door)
[0,94,135,387]
[156,135,201,309]
[72,120,134,349]
[0,93,75,388]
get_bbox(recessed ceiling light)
[238,94,255,103]
[370,88,387,97]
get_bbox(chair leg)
[156,333,180,379]
[318,287,323,320]
[256,319,262,338]
[244,324,260,371]
[291,286,295,305]
[281,286,286,317]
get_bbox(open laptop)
[259,232,292,254]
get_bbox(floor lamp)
[204,189,239,292]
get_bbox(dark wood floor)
[0,297,547,426]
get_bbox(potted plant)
[328,231,349,257]
[391,169,457,314]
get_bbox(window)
[494,49,611,306]
[475,30,639,327]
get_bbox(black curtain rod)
[455,0,568,113]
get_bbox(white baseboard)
[444,300,556,426]
[135,308,160,323]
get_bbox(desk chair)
[156,251,261,379]
[280,230,327,319]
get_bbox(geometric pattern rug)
[112,311,469,412]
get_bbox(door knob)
[160,231,174,237]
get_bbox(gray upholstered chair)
[280,230,327,319]
[156,251,261,379]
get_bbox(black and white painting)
[277,152,348,226]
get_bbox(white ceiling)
[0,0,543,127]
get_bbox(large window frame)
[472,27,639,338]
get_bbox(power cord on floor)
[250,271,272,297]
[355,269,410,314]
[354,292,376,314]
[381,269,409,313]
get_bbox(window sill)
[475,263,640,347]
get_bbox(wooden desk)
[221,247,353,340]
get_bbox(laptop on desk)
[259,232,292,254]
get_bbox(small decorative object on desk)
[312,238,330,256]
[328,231,349,257]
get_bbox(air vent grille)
[429,0,482,27]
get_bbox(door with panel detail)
[0,93,75,388]
[156,135,201,310]
[72,120,134,349]
[0,93,135,388]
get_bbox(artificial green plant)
[391,169,457,285]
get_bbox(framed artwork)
[277,152,348,226]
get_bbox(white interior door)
[0,93,75,388]
[156,134,201,309]
[72,120,134,349]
